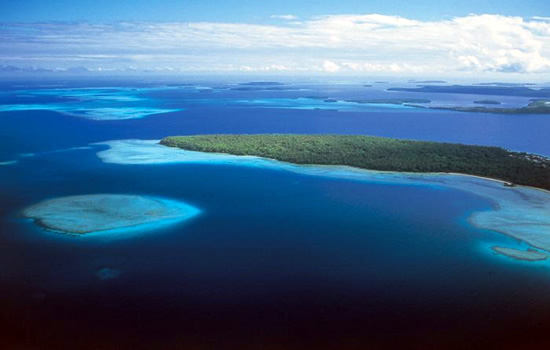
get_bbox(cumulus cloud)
[322,60,341,72]
[1,14,549,76]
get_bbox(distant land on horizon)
[389,85,550,98]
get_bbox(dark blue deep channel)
[1,80,550,349]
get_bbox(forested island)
[344,98,431,105]
[309,96,550,114]
[231,81,290,91]
[474,100,501,105]
[408,80,448,84]
[161,134,550,190]
[427,99,550,114]
[388,85,550,98]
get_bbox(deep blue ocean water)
[1,79,550,349]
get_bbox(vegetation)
[308,95,549,113]
[231,81,288,91]
[388,85,550,98]
[408,80,448,84]
[238,82,285,86]
[428,99,550,114]
[161,134,550,190]
[474,100,501,105]
[344,98,431,104]
[305,97,431,105]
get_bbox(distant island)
[304,97,431,105]
[337,94,549,114]
[344,98,431,105]
[238,81,286,86]
[427,99,550,114]
[309,95,550,114]
[475,82,537,87]
[230,81,290,91]
[408,80,448,84]
[473,100,501,105]
[388,85,550,98]
[231,87,291,91]
[160,134,550,191]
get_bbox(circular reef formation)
[23,194,200,235]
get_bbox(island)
[426,99,550,114]
[238,82,286,86]
[95,138,550,262]
[408,80,448,84]
[302,97,431,106]
[344,98,431,105]
[160,134,550,191]
[321,87,549,113]
[473,100,501,105]
[475,82,537,87]
[230,86,293,91]
[231,81,291,91]
[23,194,200,235]
[388,85,550,98]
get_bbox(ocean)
[1,78,549,349]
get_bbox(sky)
[1,0,549,79]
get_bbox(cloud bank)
[1,14,549,76]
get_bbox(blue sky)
[1,1,549,78]
[2,0,548,22]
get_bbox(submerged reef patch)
[492,247,548,261]
[23,194,200,236]
[96,267,122,280]
[0,87,181,120]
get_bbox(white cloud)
[271,15,298,20]
[322,60,341,72]
[1,14,549,76]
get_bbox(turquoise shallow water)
[1,79,550,348]
[22,193,201,237]
[0,86,181,120]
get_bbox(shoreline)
[95,139,550,258]
[492,246,549,261]
[160,134,550,191]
